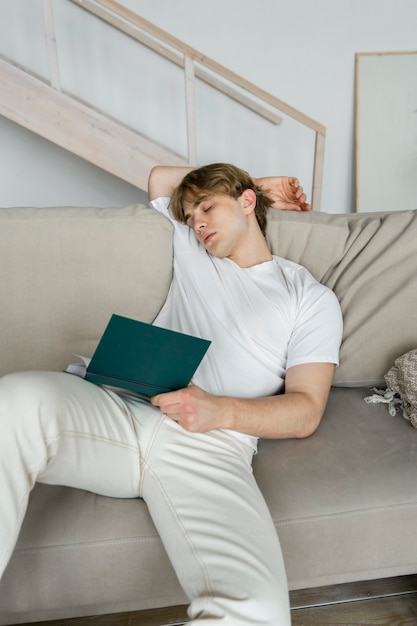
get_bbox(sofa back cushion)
[2,203,415,387]
[266,208,417,386]
[0,205,173,376]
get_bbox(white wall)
[0,116,148,208]
[1,0,416,212]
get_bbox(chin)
[205,246,227,259]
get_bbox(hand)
[151,384,229,433]
[255,176,311,211]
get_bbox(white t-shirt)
[150,197,343,449]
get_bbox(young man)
[0,164,342,626]
[147,164,342,623]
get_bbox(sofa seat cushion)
[254,387,417,589]
[0,485,186,624]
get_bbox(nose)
[194,219,207,234]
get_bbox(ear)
[240,189,257,215]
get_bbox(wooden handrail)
[0,57,188,191]
[69,0,284,127]
[76,0,326,135]
[69,0,326,209]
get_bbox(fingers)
[150,393,161,407]
[151,390,179,411]
[151,392,175,419]
[151,394,183,425]
[151,388,193,423]
[289,178,305,203]
[290,179,311,211]
[151,386,215,432]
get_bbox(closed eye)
[184,200,214,227]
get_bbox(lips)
[203,232,215,245]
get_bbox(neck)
[230,230,273,268]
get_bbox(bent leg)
[0,371,144,577]
[140,419,290,626]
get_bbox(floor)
[11,574,417,626]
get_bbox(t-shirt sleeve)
[149,196,171,219]
[149,196,201,255]
[286,277,343,369]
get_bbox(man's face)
[182,192,251,261]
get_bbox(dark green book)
[84,314,211,397]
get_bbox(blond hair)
[170,163,272,236]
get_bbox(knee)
[0,371,64,433]
[0,370,59,402]
[0,371,72,487]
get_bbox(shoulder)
[273,255,321,290]
[273,255,341,312]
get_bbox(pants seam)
[139,419,214,604]
[143,459,214,603]
[138,414,165,494]
[43,430,139,451]
[27,431,139,477]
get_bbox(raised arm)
[148,165,196,201]
[149,166,311,211]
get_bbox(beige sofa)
[0,204,416,624]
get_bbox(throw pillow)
[365,349,417,427]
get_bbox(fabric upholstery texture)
[0,485,186,623]
[266,208,417,386]
[254,387,417,589]
[0,205,173,376]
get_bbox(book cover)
[84,314,211,397]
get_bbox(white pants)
[0,371,290,625]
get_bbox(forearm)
[151,363,334,438]
[148,165,196,201]
[216,361,334,438]
[228,362,334,437]
[218,392,323,439]
[152,387,321,439]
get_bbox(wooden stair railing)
[1,0,326,206]
[70,0,326,209]
[0,56,188,191]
